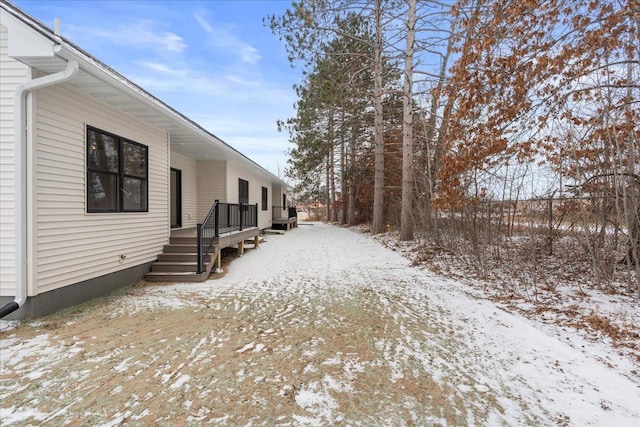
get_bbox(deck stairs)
[144,234,217,282]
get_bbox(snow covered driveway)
[1,222,639,426]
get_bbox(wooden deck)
[272,217,297,231]
[171,226,260,254]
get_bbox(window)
[239,178,249,204]
[283,193,287,208]
[87,126,148,213]
[261,187,268,211]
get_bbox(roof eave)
[1,1,289,187]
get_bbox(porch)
[170,226,260,254]
[272,206,298,231]
[144,201,259,282]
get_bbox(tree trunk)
[423,36,453,228]
[372,0,385,234]
[330,145,336,223]
[400,0,416,241]
[348,125,357,225]
[340,116,347,225]
[325,152,331,222]
[330,111,337,223]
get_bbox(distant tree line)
[268,0,639,297]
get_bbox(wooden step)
[145,236,219,282]
[170,236,198,245]
[162,244,198,253]
[157,253,211,263]
[151,261,202,273]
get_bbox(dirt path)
[1,223,639,426]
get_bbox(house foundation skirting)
[0,262,153,320]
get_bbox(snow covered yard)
[1,222,639,426]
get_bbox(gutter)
[0,58,79,319]
[55,45,287,187]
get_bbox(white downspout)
[0,59,78,318]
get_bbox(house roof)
[1,1,289,188]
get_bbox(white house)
[0,2,291,319]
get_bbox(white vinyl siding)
[226,162,272,229]
[0,23,30,296]
[33,83,169,294]
[196,160,226,222]
[170,152,197,228]
[272,184,288,219]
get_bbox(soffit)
[25,55,235,163]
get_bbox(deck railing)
[220,202,258,232]
[272,205,297,219]
[197,200,219,274]
[197,201,258,274]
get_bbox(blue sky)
[12,0,300,176]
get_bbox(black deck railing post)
[255,203,258,227]
[239,202,244,231]
[214,199,220,237]
[196,223,203,274]
[196,200,220,275]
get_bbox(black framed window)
[87,126,148,213]
[283,193,287,208]
[239,178,249,204]
[261,187,268,210]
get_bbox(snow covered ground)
[1,222,639,426]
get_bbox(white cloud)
[131,66,295,105]
[140,61,188,76]
[194,14,213,34]
[160,31,187,53]
[235,43,261,64]
[224,74,261,88]
[66,21,186,54]
[131,72,227,95]
[191,13,260,64]
[206,26,261,64]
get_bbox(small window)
[87,126,148,212]
[261,187,268,211]
[283,193,287,208]
[239,178,249,204]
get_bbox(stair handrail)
[197,199,219,274]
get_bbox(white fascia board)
[1,8,56,58]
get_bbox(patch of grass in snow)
[1,272,513,426]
